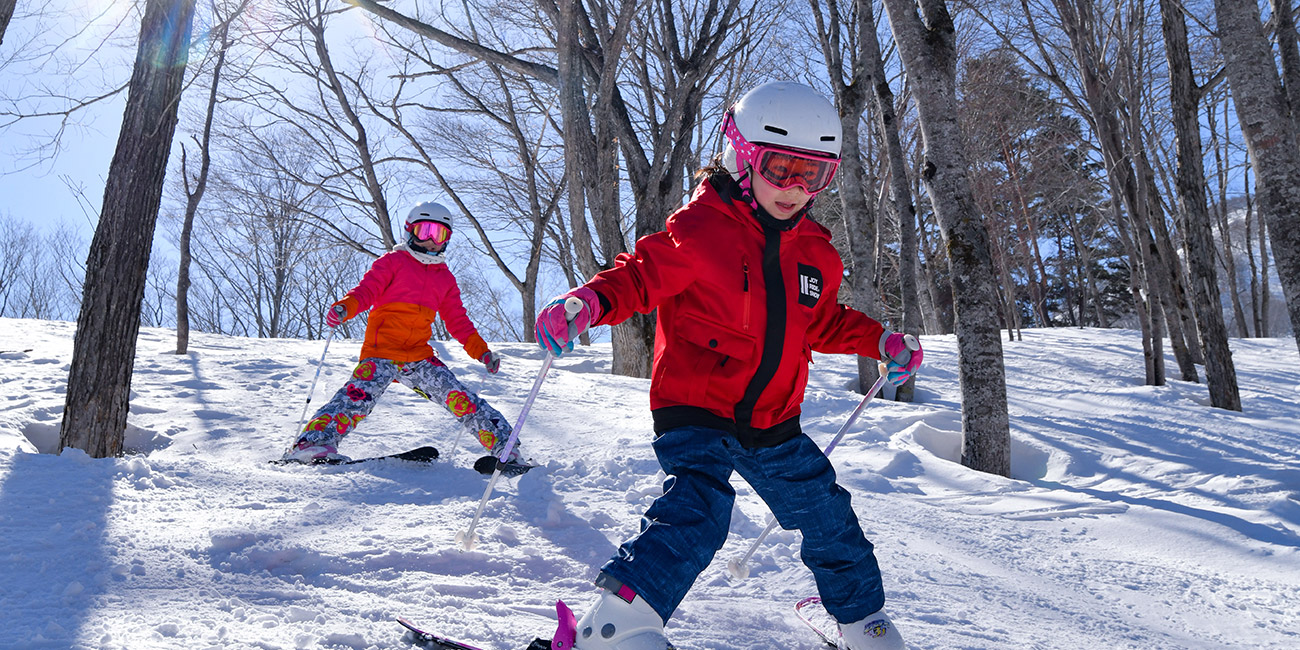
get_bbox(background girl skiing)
[282,201,523,469]
[534,82,922,650]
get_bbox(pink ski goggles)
[722,111,840,194]
[407,220,451,244]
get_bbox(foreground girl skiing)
[535,82,922,650]
[282,202,522,468]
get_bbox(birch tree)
[878,0,1011,475]
[1213,0,1300,355]
[1157,0,1240,410]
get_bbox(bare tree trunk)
[1118,17,1196,380]
[1209,93,1252,337]
[59,0,196,457]
[842,118,888,393]
[987,214,1022,340]
[554,0,653,378]
[1139,157,1200,379]
[810,0,885,396]
[1158,0,1241,410]
[1067,209,1104,326]
[860,0,925,398]
[1269,0,1300,135]
[1000,139,1050,327]
[1257,198,1271,337]
[0,0,15,47]
[1214,0,1300,355]
[177,1,243,355]
[918,222,949,334]
[556,0,601,280]
[1054,0,1165,383]
[880,0,1011,476]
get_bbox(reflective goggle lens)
[756,150,838,193]
[409,221,451,244]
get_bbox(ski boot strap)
[594,572,639,605]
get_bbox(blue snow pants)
[601,425,885,625]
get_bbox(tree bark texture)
[1269,0,1300,136]
[1158,0,1241,410]
[0,0,15,48]
[59,0,196,457]
[879,0,1011,476]
[1214,0,1300,356]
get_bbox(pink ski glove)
[880,332,923,386]
[535,286,602,357]
[480,350,501,374]
[325,303,348,328]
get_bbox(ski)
[473,454,537,477]
[794,596,839,648]
[396,617,554,650]
[270,445,440,466]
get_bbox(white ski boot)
[572,583,669,650]
[280,439,348,464]
[837,610,905,649]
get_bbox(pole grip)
[564,296,584,321]
[889,334,920,365]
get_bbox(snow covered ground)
[0,318,1297,649]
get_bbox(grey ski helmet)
[405,201,453,230]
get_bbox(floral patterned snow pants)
[295,356,515,457]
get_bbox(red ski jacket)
[336,249,488,364]
[586,176,886,447]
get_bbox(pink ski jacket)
[336,250,488,363]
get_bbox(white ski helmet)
[405,201,454,230]
[721,81,843,187]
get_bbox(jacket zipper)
[742,260,751,331]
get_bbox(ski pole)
[294,316,343,435]
[458,296,584,550]
[726,335,918,580]
[447,424,468,461]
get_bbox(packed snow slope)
[0,318,1297,650]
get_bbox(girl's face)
[751,171,812,220]
[412,238,447,254]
